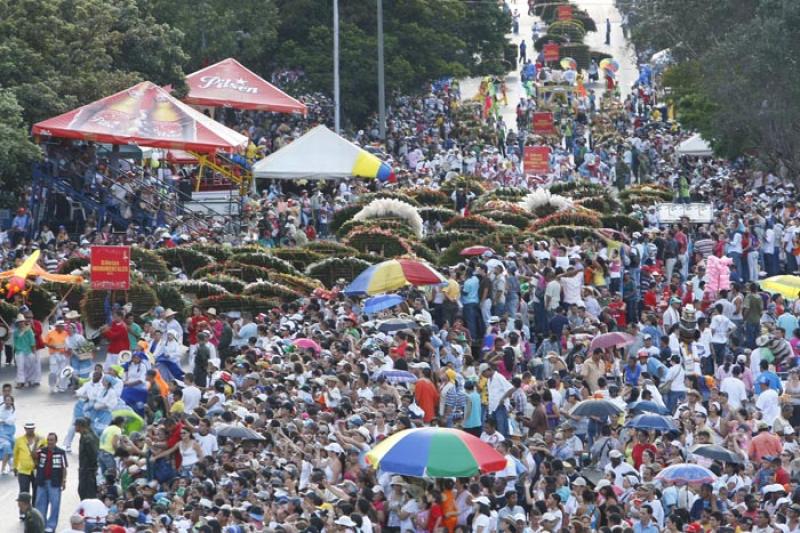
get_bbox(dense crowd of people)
[4,5,800,533]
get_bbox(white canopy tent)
[252,125,389,180]
[677,133,713,157]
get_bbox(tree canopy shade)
[0,0,188,125]
[619,0,800,172]
[0,90,41,207]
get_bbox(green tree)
[0,90,41,206]
[0,0,187,124]
[145,0,280,76]
[271,0,510,126]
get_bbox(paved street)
[461,0,637,130]
[0,360,82,531]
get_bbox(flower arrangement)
[519,189,574,217]
[439,176,486,196]
[270,248,325,271]
[196,295,281,317]
[600,214,644,233]
[199,274,246,294]
[229,252,301,276]
[81,283,158,329]
[409,243,437,264]
[423,231,473,251]
[474,200,531,216]
[330,205,362,235]
[337,219,417,241]
[154,283,187,318]
[529,209,602,232]
[243,281,303,301]
[444,215,498,233]
[57,257,89,276]
[131,248,170,281]
[303,241,359,257]
[619,184,673,201]
[192,262,275,283]
[42,281,87,312]
[353,199,424,239]
[0,300,18,327]
[418,207,458,224]
[408,188,449,207]
[268,272,323,295]
[483,210,531,230]
[439,240,478,267]
[356,191,420,207]
[156,247,214,276]
[161,279,230,299]
[305,257,372,287]
[189,243,233,262]
[534,225,599,241]
[345,228,414,258]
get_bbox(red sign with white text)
[91,246,131,290]
[557,5,573,20]
[532,112,556,135]
[543,43,560,63]
[524,146,551,175]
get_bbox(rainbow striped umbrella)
[344,259,445,296]
[600,58,620,73]
[366,427,508,477]
[560,57,577,71]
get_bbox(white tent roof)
[677,133,713,157]
[253,125,369,180]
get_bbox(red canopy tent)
[32,81,248,153]
[184,58,307,115]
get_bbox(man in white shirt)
[720,366,748,410]
[182,373,202,414]
[232,312,258,349]
[195,419,220,457]
[558,266,583,307]
[756,379,781,427]
[604,449,638,488]
[710,304,736,370]
[484,365,514,437]
[662,298,681,331]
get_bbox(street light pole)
[333,0,341,134]
[377,0,386,140]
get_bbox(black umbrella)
[571,399,623,418]
[377,318,419,333]
[215,425,266,441]
[627,400,668,415]
[690,444,744,464]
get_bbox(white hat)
[595,479,612,490]
[14,314,26,323]
[488,316,500,324]
[609,450,623,459]
[118,351,132,364]
[785,426,795,435]
[542,512,558,522]
[409,362,430,370]
[206,307,217,316]
[571,477,587,486]
[163,308,177,318]
[473,496,491,506]
[389,475,407,486]
[335,516,357,527]
[324,442,345,454]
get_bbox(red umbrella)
[293,338,321,354]
[589,332,635,352]
[460,246,494,257]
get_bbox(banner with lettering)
[543,43,560,63]
[524,146,551,175]
[91,246,131,290]
[532,112,556,135]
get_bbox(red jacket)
[103,321,129,354]
[32,320,44,351]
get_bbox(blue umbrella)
[363,294,405,315]
[625,414,677,432]
[655,463,717,485]
[627,400,668,415]
[372,369,417,384]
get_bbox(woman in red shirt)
[631,429,657,470]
